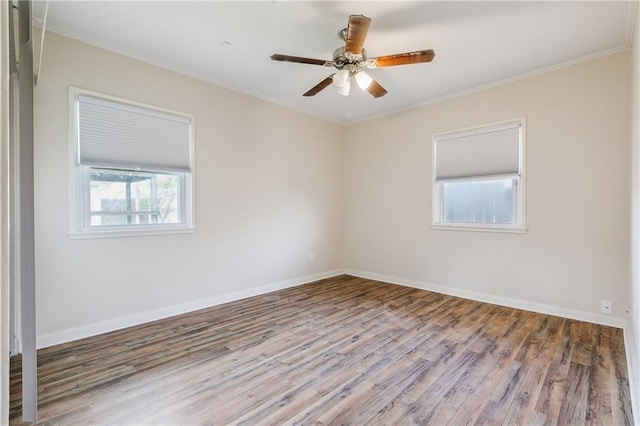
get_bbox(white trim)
[344,268,628,329]
[626,1,639,49]
[431,224,527,234]
[8,72,20,357]
[0,1,9,423]
[623,326,640,425]
[36,269,344,349]
[68,226,196,240]
[34,0,49,85]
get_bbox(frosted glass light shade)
[337,79,351,96]
[333,70,350,88]
[355,71,373,90]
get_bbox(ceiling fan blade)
[373,49,435,67]
[345,14,371,55]
[270,54,329,66]
[367,79,388,98]
[303,76,334,97]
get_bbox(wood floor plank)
[446,309,533,425]
[558,361,592,424]
[534,317,575,421]
[9,275,634,425]
[610,323,634,425]
[586,325,613,425]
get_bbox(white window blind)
[434,123,521,180]
[77,94,191,171]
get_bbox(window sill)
[431,224,527,234]
[68,226,196,240]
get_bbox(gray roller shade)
[435,123,521,180]
[77,94,191,171]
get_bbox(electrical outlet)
[600,300,612,314]
[309,252,315,262]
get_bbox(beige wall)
[345,51,631,326]
[34,32,344,346]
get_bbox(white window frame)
[432,118,526,233]
[68,87,195,239]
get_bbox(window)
[432,118,525,232]
[70,88,194,237]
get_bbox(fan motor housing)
[332,46,367,69]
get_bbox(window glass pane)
[88,168,181,227]
[442,178,514,224]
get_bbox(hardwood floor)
[9,275,634,425]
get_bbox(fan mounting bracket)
[337,28,348,42]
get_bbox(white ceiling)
[32,1,635,124]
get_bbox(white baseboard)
[36,269,344,349]
[623,326,640,425]
[344,269,628,329]
[38,267,629,344]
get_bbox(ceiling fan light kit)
[333,69,350,88]
[333,68,372,96]
[270,14,435,99]
[337,79,351,96]
[355,71,373,90]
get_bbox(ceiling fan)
[270,14,435,98]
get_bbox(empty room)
[2,1,640,424]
